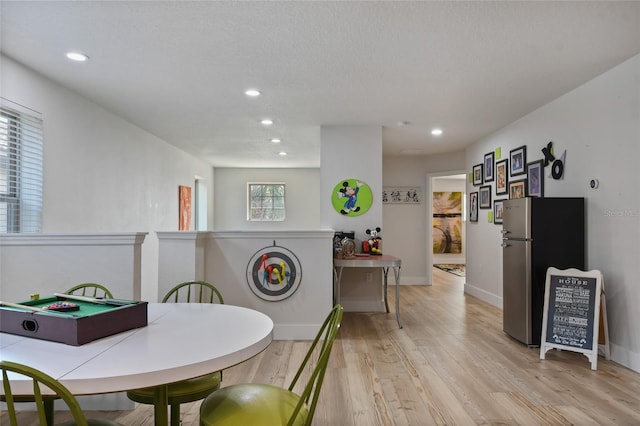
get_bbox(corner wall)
[1,55,214,302]
[213,168,320,230]
[382,152,466,285]
[320,126,384,310]
[464,54,640,371]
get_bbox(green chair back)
[1,360,124,426]
[65,283,114,299]
[287,304,343,425]
[162,281,224,304]
[199,304,343,426]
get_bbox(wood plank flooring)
[5,267,640,425]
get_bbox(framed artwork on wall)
[331,178,373,216]
[527,160,544,197]
[509,179,527,199]
[494,199,505,225]
[496,159,509,195]
[479,185,492,209]
[382,186,422,204]
[473,164,483,186]
[484,152,495,182]
[179,185,192,230]
[469,192,478,222]
[432,192,462,254]
[509,145,527,176]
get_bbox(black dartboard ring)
[246,244,302,301]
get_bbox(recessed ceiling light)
[245,89,261,97]
[270,138,281,143]
[65,51,89,62]
[279,151,287,156]
[431,128,443,136]
[261,119,273,126]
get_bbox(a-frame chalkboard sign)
[540,267,609,370]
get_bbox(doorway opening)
[426,171,467,285]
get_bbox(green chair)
[126,281,224,426]
[199,304,344,426]
[1,360,123,426]
[0,393,57,426]
[65,283,114,299]
[160,280,224,304]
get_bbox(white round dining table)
[0,303,274,425]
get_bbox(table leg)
[44,398,54,426]
[382,267,390,313]
[334,266,344,306]
[394,266,403,328]
[153,385,169,426]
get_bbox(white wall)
[321,126,384,311]
[0,233,146,301]
[464,54,640,371]
[155,230,334,339]
[1,55,214,302]
[204,231,334,339]
[382,152,466,285]
[213,168,320,230]
[321,126,383,237]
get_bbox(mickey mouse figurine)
[363,227,382,255]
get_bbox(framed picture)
[382,186,422,204]
[479,185,492,209]
[472,164,483,186]
[179,185,192,230]
[509,179,527,199]
[509,145,527,176]
[484,152,494,182]
[469,191,478,222]
[432,192,462,254]
[496,159,509,195]
[527,160,544,197]
[493,199,505,225]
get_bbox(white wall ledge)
[207,229,335,239]
[156,231,208,241]
[156,230,335,241]
[0,232,147,246]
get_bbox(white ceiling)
[2,1,639,168]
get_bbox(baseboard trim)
[464,282,502,309]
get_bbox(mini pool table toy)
[0,295,148,345]
[45,301,80,312]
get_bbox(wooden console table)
[333,254,402,328]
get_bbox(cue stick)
[0,300,46,312]
[53,293,131,306]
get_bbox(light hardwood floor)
[5,268,640,425]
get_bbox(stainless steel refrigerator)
[501,197,585,346]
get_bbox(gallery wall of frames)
[468,141,566,224]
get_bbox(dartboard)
[246,244,302,301]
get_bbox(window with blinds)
[247,183,285,221]
[0,98,43,233]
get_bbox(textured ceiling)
[1,1,639,168]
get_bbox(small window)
[247,183,285,221]
[0,98,43,233]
